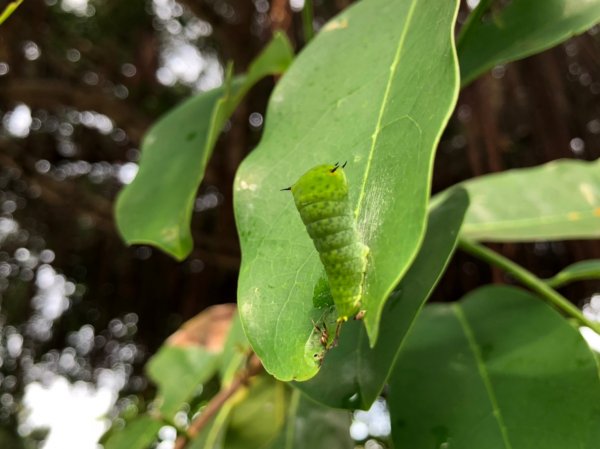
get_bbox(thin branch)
[173,353,263,449]
[458,238,600,333]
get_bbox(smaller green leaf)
[103,416,162,449]
[219,311,251,384]
[223,376,289,449]
[437,158,600,242]
[147,305,239,419]
[388,285,600,449]
[187,402,232,449]
[179,309,251,449]
[146,346,220,418]
[458,0,600,86]
[296,188,469,409]
[267,389,352,449]
[116,32,294,260]
[545,259,600,288]
[188,375,288,449]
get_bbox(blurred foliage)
[0,0,599,448]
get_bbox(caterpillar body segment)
[287,163,369,321]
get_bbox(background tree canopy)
[0,0,600,448]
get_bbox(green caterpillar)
[284,162,369,322]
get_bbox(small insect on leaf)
[284,163,369,323]
[304,306,337,366]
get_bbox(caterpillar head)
[289,163,348,207]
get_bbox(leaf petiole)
[458,238,600,334]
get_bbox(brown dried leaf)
[167,304,236,352]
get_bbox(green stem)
[458,238,600,333]
[456,0,493,49]
[302,0,314,43]
[0,0,24,26]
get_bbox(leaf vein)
[355,0,419,216]
[273,251,314,370]
[452,303,514,449]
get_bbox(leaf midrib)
[354,0,419,216]
[464,208,600,233]
[452,304,514,449]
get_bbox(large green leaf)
[388,285,600,449]
[235,0,460,381]
[441,158,600,241]
[545,259,600,288]
[458,0,600,86]
[103,416,162,449]
[296,188,469,409]
[146,346,220,418]
[115,33,294,260]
